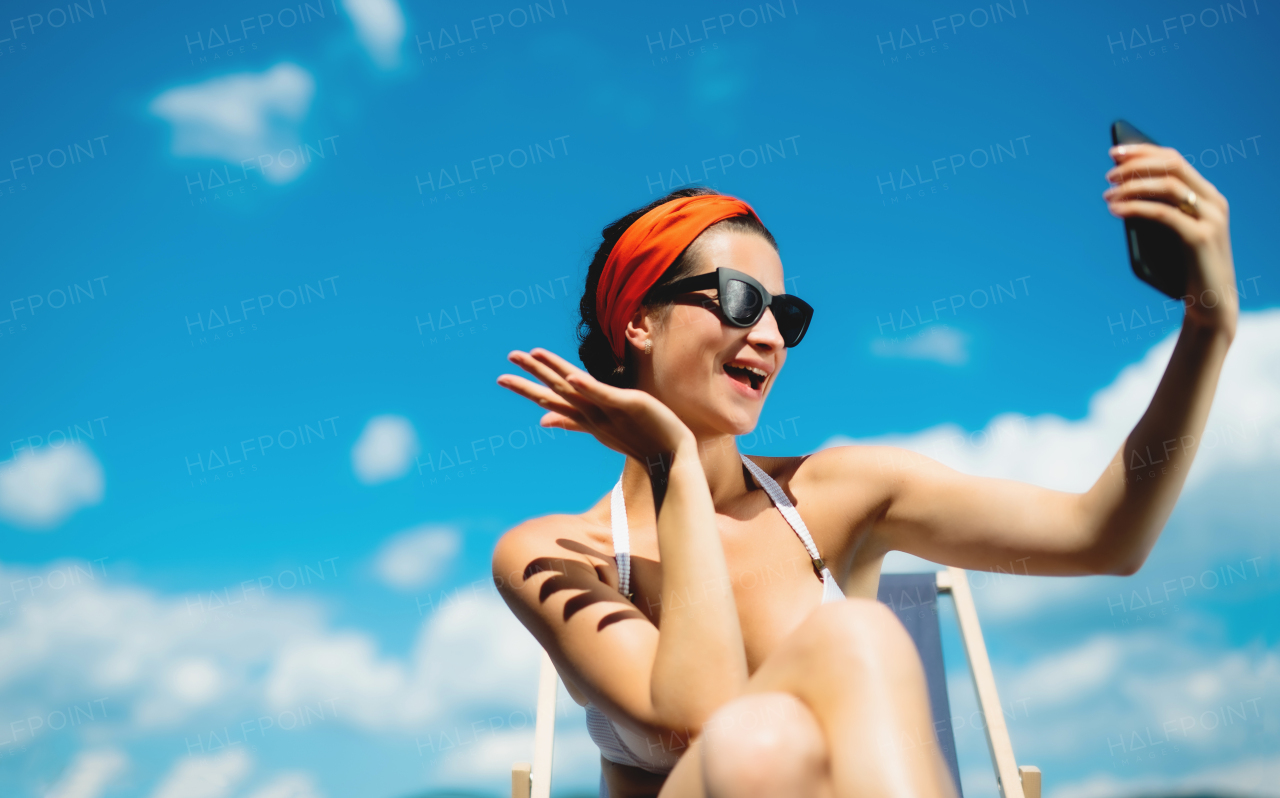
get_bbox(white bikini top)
[585,453,844,785]
[609,452,845,605]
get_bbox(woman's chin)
[709,400,763,438]
[664,384,765,440]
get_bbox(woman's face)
[637,229,788,439]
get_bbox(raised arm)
[834,144,1238,577]
[494,349,749,739]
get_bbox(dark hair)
[576,187,779,387]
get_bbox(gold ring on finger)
[1177,189,1199,217]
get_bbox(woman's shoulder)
[491,507,611,585]
[749,443,906,495]
[490,507,624,652]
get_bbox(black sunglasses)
[649,267,813,348]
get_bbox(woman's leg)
[701,692,834,798]
[745,598,958,798]
[658,598,958,798]
[656,693,830,798]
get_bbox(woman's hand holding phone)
[1104,143,1239,339]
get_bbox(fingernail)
[1113,145,1127,156]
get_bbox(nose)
[745,306,786,351]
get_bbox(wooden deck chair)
[511,567,1042,798]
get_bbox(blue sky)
[1,0,1277,796]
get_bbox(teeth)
[725,363,768,385]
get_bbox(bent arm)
[494,348,752,738]
[1081,140,1239,573]
[847,143,1239,578]
[845,317,1234,577]
[492,449,748,741]
[1082,319,1233,573]
[492,533,667,732]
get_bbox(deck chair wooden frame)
[511,567,1041,798]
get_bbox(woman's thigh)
[656,598,944,798]
[655,732,708,798]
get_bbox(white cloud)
[946,631,1280,796]
[146,753,326,798]
[432,728,542,783]
[351,415,420,485]
[45,748,128,798]
[342,0,405,68]
[0,556,542,746]
[1,556,597,793]
[0,443,104,529]
[1048,754,1280,798]
[149,63,316,184]
[0,560,321,732]
[428,718,602,789]
[1115,648,1280,737]
[242,772,325,798]
[165,657,223,706]
[149,749,251,798]
[829,309,1280,493]
[1007,635,1123,707]
[264,590,541,733]
[415,590,544,713]
[265,630,407,727]
[373,525,461,591]
[966,572,1101,622]
[870,324,970,365]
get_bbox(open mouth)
[723,363,767,391]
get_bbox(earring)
[643,339,652,355]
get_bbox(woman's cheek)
[666,304,702,336]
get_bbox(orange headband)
[597,194,761,366]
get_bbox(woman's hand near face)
[1103,143,1238,339]
[499,347,752,728]
[498,348,697,463]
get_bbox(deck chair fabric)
[512,567,1041,798]
[876,573,964,794]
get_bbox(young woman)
[492,144,1237,798]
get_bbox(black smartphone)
[1110,120,1188,299]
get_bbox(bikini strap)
[738,454,831,581]
[610,479,633,601]
[611,456,832,601]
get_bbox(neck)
[619,432,747,523]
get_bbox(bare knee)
[700,692,827,798]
